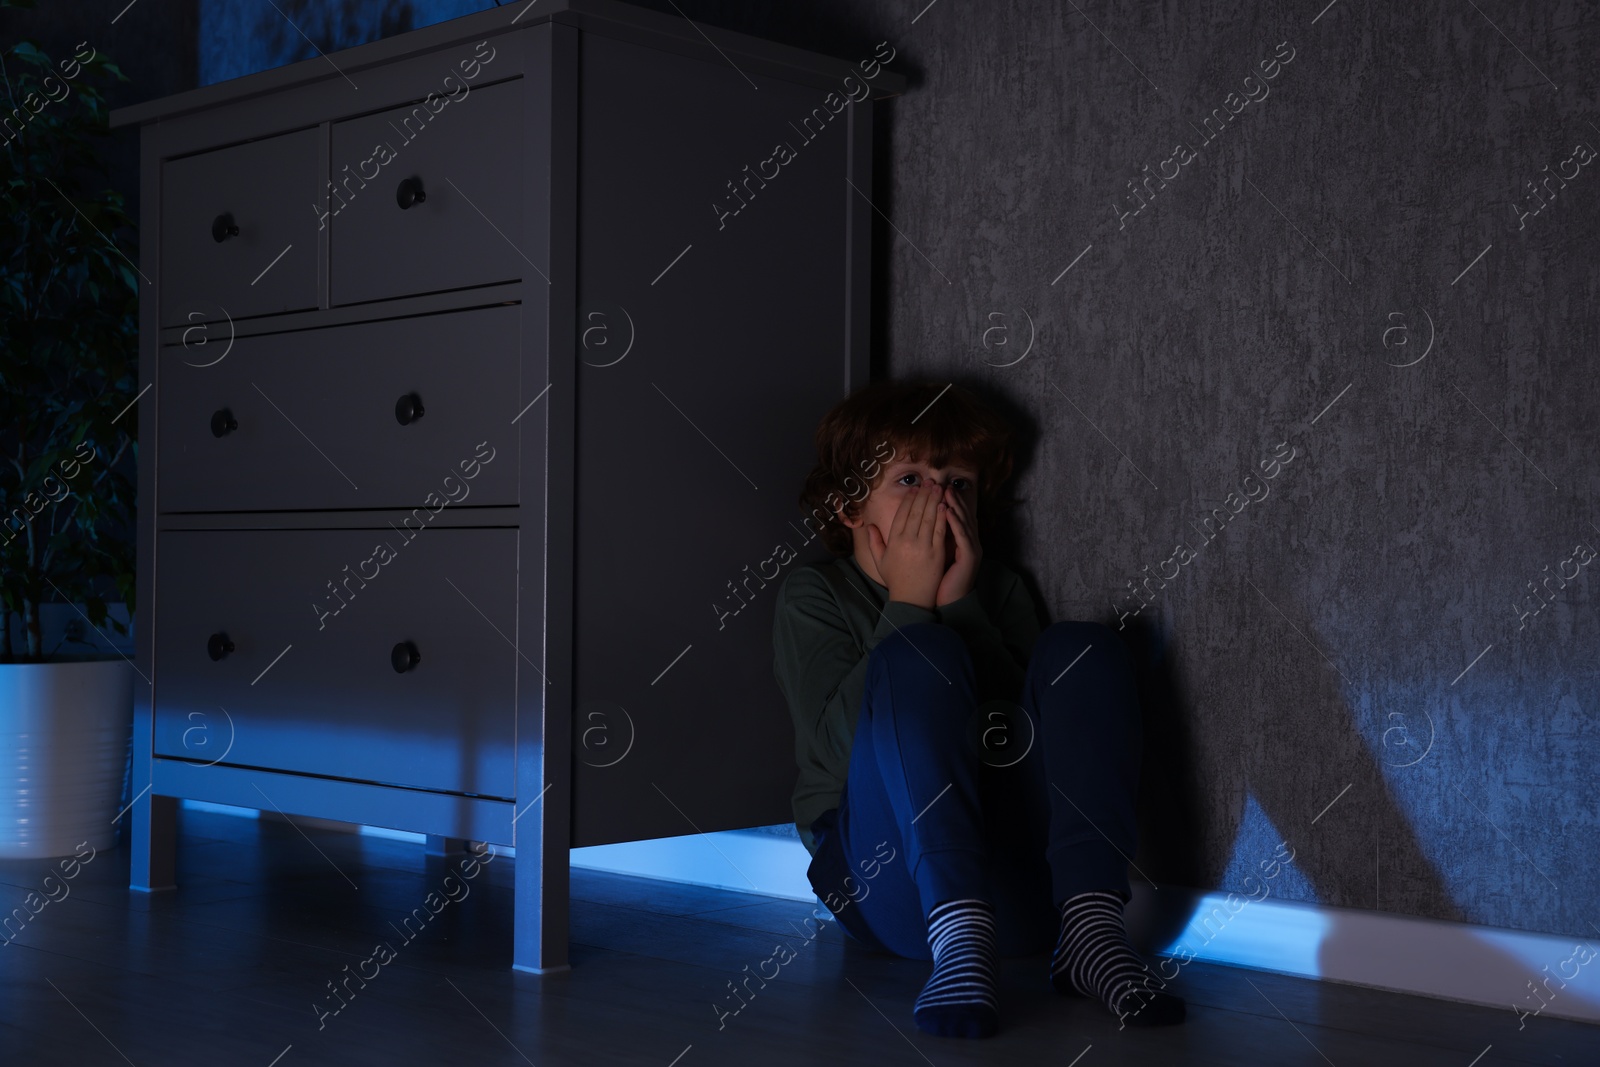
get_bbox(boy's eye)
[898,473,972,490]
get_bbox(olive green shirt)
[771,553,1045,856]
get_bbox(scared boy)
[771,379,1185,1038]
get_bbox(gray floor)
[0,807,1591,1065]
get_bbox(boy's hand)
[867,483,947,610]
[935,489,981,607]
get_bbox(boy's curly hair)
[798,379,1017,558]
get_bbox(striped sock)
[912,898,1000,1039]
[1050,891,1185,1027]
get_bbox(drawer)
[160,129,321,328]
[330,79,528,305]
[157,305,521,513]
[153,528,518,796]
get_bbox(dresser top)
[110,0,907,129]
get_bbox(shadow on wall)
[960,377,1461,920]
[967,378,1600,1018]
[1124,602,1462,926]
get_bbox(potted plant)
[0,19,140,859]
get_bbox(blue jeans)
[806,620,1142,960]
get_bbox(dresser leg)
[130,793,178,892]
[511,825,571,974]
[425,834,469,856]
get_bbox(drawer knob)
[211,213,240,243]
[391,641,421,674]
[210,407,238,438]
[207,632,235,661]
[394,392,425,425]
[396,177,427,210]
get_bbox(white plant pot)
[0,659,134,859]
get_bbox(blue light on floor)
[570,828,817,902]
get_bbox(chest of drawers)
[112,0,903,972]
